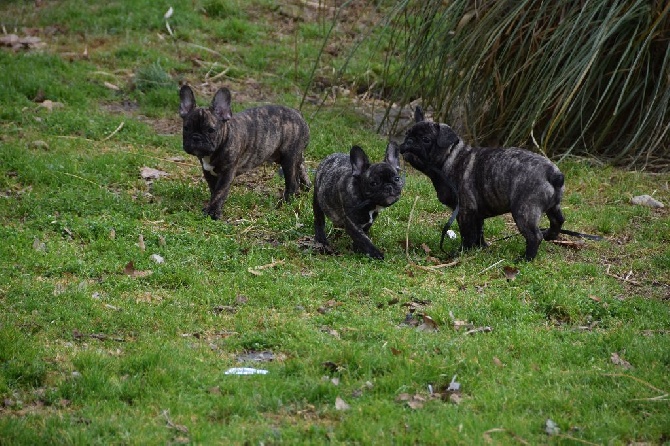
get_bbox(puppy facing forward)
[313,143,404,260]
[179,85,310,220]
[399,108,565,261]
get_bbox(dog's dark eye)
[207,127,216,134]
[421,136,431,144]
[369,181,378,187]
[393,176,401,183]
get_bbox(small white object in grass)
[164,7,173,19]
[224,367,268,375]
[630,194,664,208]
[150,254,164,264]
[446,229,457,239]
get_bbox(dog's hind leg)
[458,212,487,250]
[313,193,329,246]
[279,152,301,202]
[543,205,565,241]
[512,206,544,261]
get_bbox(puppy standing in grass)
[313,143,404,260]
[399,108,565,261]
[179,85,310,220]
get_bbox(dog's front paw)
[352,242,384,260]
[203,205,222,220]
[369,249,385,260]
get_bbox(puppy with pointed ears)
[313,143,404,260]
[179,85,311,220]
[399,107,566,261]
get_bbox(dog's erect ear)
[350,145,371,178]
[179,85,196,118]
[211,88,233,122]
[384,141,401,172]
[414,106,425,123]
[437,124,459,149]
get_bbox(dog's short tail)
[549,169,564,190]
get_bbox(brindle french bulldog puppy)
[313,143,404,260]
[179,85,310,220]
[400,107,565,261]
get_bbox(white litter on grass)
[446,229,457,239]
[224,367,268,375]
[150,254,165,264]
[631,194,664,208]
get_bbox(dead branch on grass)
[605,265,642,286]
[603,373,669,401]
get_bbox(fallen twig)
[482,427,530,445]
[248,259,284,276]
[465,326,493,335]
[605,265,642,286]
[478,259,505,275]
[603,373,668,401]
[161,410,189,433]
[101,121,124,141]
[555,434,601,446]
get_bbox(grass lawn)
[1,1,669,444]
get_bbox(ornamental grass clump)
[378,0,670,169]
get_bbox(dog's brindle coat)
[179,85,310,220]
[313,143,404,260]
[399,108,565,261]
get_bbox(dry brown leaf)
[335,396,350,411]
[396,393,426,409]
[401,312,420,327]
[123,260,152,278]
[32,237,46,251]
[416,314,439,332]
[395,393,411,402]
[323,361,342,374]
[449,393,462,404]
[38,100,64,111]
[136,292,163,303]
[502,265,519,281]
[103,81,120,91]
[493,357,504,367]
[140,166,169,180]
[407,399,424,410]
[465,326,493,335]
[0,34,46,50]
[123,261,135,275]
[611,352,633,369]
[453,319,474,331]
[426,255,442,265]
[551,239,586,250]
